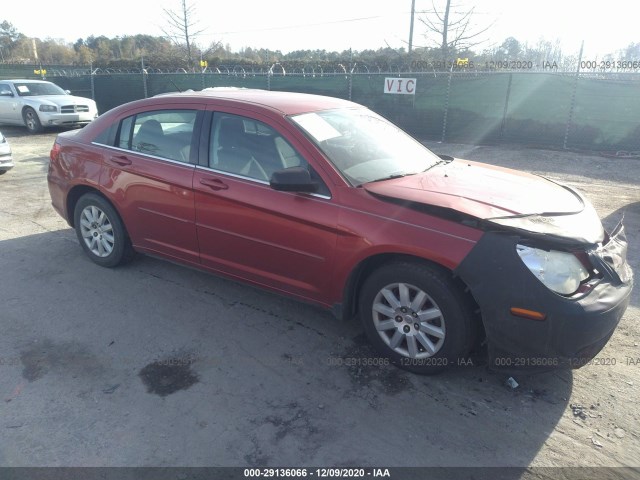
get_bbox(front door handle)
[199,177,229,190]
[109,155,132,166]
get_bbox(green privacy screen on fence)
[2,65,639,152]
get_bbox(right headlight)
[516,245,590,295]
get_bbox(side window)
[93,123,115,145]
[0,83,12,95]
[116,110,197,163]
[210,113,329,195]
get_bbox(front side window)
[209,113,330,195]
[117,110,197,163]
[210,114,294,176]
[211,113,307,182]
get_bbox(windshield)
[291,108,441,185]
[13,82,66,97]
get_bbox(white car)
[0,79,98,134]
[0,131,13,175]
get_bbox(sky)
[4,0,638,59]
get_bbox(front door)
[193,110,339,303]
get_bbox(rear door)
[192,108,340,303]
[98,107,202,264]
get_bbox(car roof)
[153,88,360,116]
[4,79,52,84]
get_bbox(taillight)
[50,141,61,162]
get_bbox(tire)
[73,193,134,267]
[23,107,44,134]
[0,170,6,175]
[358,261,476,375]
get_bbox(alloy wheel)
[25,111,37,130]
[372,282,446,359]
[79,205,115,258]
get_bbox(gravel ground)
[0,126,638,475]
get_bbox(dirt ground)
[0,126,638,475]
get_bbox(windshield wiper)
[422,157,453,173]
[367,172,416,184]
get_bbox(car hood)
[363,159,605,244]
[24,95,96,107]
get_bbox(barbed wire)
[4,61,638,81]
[40,66,640,82]
[4,58,640,77]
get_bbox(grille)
[61,105,90,113]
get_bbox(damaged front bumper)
[455,223,633,372]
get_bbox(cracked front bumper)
[455,229,633,372]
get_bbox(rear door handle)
[199,177,229,190]
[109,155,132,166]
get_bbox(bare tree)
[419,0,492,65]
[162,0,205,68]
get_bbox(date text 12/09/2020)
[409,59,640,70]
[244,468,391,477]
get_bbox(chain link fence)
[2,63,639,154]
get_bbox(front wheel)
[359,262,476,374]
[23,107,43,134]
[73,193,134,267]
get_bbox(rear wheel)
[73,193,134,267]
[359,262,476,374]
[23,107,43,134]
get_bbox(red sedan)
[47,89,633,373]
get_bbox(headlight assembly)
[39,105,58,112]
[516,245,590,295]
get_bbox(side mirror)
[270,167,318,193]
[65,90,71,94]
[0,91,13,97]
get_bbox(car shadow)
[0,229,573,470]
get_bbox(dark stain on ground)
[344,334,414,399]
[244,437,271,467]
[377,367,414,395]
[245,401,321,465]
[138,356,200,397]
[263,402,319,441]
[20,339,104,382]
